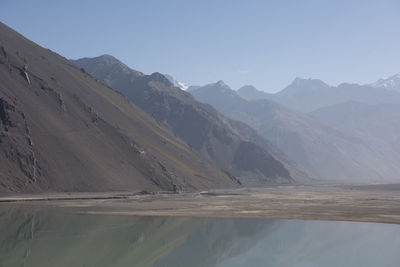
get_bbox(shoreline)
[1,184,400,225]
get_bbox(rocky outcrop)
[0,97,38,191]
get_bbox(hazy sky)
[1,0,399,92]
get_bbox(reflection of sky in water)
[219,220,400,267]
[1,205,400,267]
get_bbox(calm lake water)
[0,205,399,267]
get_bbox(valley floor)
[1,183,400,224]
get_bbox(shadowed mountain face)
[72,57,297,184]
[0,22,238,193]
[237,78,400,113]
[190,82,400,181]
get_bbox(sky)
[1,0,399,92]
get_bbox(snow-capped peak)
[164,74,188,90]
[370,72,400,92]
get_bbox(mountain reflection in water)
[0,205,399,267]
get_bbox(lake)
[0,205,399,267]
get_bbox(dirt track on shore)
[2,184,400,224]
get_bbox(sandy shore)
[1,183,400,224]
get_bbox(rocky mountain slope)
[164,74,188,90]
[0,22,238,193]
[190,82,400,181]
[72,56,301,184]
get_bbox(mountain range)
[238,78,400,113]
[1,20,399,193]
[0,22,239,193]
[190,81,400,180]
[72,56,304,184]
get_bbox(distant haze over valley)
[1,19,400,193]
[73,53,400,182]
[2,3,400,266]
[187,73,400,181]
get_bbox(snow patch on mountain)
[164,74,188,90]
[370,72,400,92]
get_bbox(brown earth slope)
[0,22,238,193]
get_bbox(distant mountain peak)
[277,78,330,95]
[193,81,243,101]
[238,85,259,92]
[150,72,171,83]
[290,77,328,87]
[376,72,400,81]
[216,80,230,88]
[84,54,122,66]
[97,54,118,61]
[164,74,188,90]
[71,55,144,80]
[370,72,400,92]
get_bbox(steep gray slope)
[0,22,238,193]
[72,56,302,184]
[190,82,400,181]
